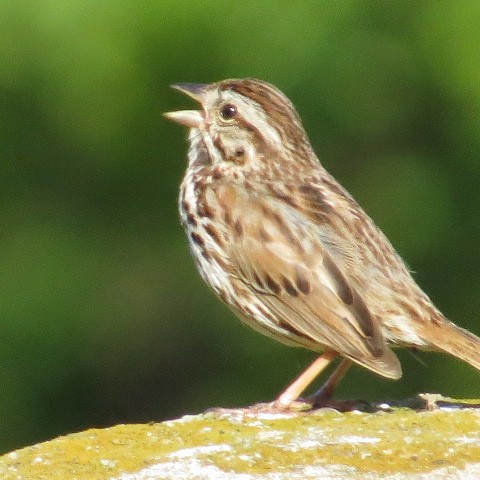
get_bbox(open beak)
[164,83,207,128]
[171,83,208,101]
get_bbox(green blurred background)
[1,0,480,453]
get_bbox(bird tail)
[425,320,480,371]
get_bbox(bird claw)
[205,399,313,417]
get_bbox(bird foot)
[206,396,372,416]
[303,385,373,412]
[205,399,313,417]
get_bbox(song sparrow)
[165,78,480,410]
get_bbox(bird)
[165,78,480,411]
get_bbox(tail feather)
[426,321,480,371]
[348,347,402,380]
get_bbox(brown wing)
[218,183,401,380]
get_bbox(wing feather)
[220,184,401,379]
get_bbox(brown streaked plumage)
[165,78,480,410]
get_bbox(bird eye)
[220,103,237,121]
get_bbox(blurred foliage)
[0,0,480,453]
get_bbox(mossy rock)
[1,395,480,479]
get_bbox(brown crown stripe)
[223,80,311,151]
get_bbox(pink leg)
[306,358,352,406]
[274,351,338,409]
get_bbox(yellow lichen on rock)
[0,400,480,479]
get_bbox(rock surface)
[1,396,480,479]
